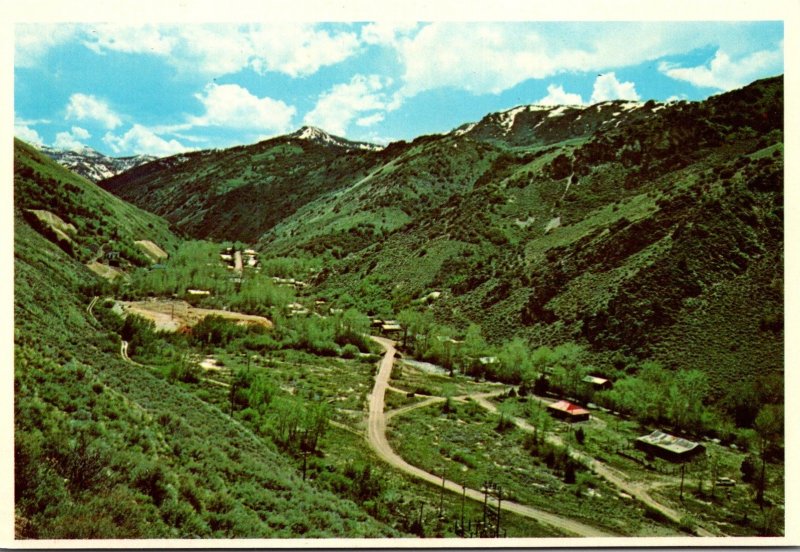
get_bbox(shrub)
[341,344,360,359]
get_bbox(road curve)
[470,396,717,538]
[367,336,611,538]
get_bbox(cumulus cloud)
[83,24,175,56]
[658,47,783,90]
[54,126,92,151]
[190,83,296,132]
[76,23,361,78]
[303,75,389,136]
[360,22,420,46]
[14,123,43,146]
[248,25,361,78]
[392,22,783,100]
[356,113,385,127]
[590,73,640,103]
[65,93,122,129]
[15,23,79,68]
[538,84,584,106]
[104,125,187,157]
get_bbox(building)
[187,289,211,296]
[582,375,612,390]
[381,322,402,335]
[634,430,705,463]
[547,400,591,422]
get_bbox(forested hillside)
[13,141,398,538]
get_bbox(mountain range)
[41,145,157,183]
[13,74,785,539]
[99,75,784,403]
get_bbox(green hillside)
[14,77,785,538]
[13,140,398,538]
[297,78,784,399]
[101,134,387,243]
[95,78,784,412]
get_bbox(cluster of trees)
[122,241,300,317]
[594,363,711,434]
[230,369,330,459]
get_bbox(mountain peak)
[40,145,157,183]
[289,126,383,152]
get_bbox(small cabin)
[547,400,590,422]
[634,430,705,463]
[582,375,612,390]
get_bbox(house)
[187,289,211,297]
[478,356,499,366]
[582,375,612,390]
[634,430,705,463]
[381,322,402,335]
[547,400,591,422]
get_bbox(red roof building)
[547,400,591,422]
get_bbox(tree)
[753,404,783,506]
[497,337,532,384]
[333,308,370,350]
[398,308,435,354]
[669,369,709,434]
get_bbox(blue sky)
[13,19,784,157]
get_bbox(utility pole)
[439,467,446,518]
[496,485,502,538]
[460,483,466,537]
[680,463,686,501]
[482,481,489,527]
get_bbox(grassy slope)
[14,138,179,267]
[13,141,396,538]
[101,138,386,243]
[97,76,783,398]
[309,77,783,392]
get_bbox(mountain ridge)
[41,145,157,183]
[96,76,784,389]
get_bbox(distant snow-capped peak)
[40,145,157,183]
[290,126,383,151]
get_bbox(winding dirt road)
[367,336,611,538]
[469,396,716,537]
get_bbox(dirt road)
[367,336,611,538]
[469,396,717,537]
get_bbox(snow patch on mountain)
[619,101,643,111]
[41,146,157,183]
[547,106,569,118]
[454,122,477,136]
[498,106,529,134]
[290,126,382,151]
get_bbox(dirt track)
[367,336,612,538]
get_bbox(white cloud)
[65,93,122,129]
[356,113,385,127]
[248,25,361,78]
[393,22,783,99]
[360,23,420,46]
[590,73,640,103]
[103,125,188,157]
[14,123,43,146]
[15,24,79,67]
[54,126,92,151]
[190,83,296,132]
[83,24,175,56]
[538,84,584,106]
[76,23,361,78]
[303,75,389,136]
[658,47,783,90]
